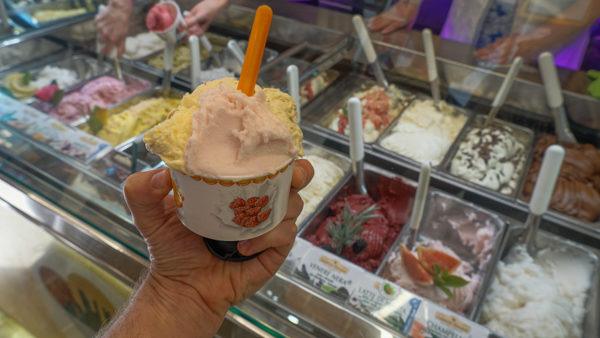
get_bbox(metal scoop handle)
[523,145,565,255]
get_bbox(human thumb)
[123,169,172,237]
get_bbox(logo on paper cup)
[169,163,292,241]
[229,196,272,228]
[214,184,276,231]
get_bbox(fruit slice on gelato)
[417,246,461,274]
[401,245,433,285]
[3,72,36,99]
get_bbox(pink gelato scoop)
[146,3,177,32]
[184,84,298,178]
[50,76,150,123]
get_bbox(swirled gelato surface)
[522,134,600,222]
[451,124,527,195]
[144,78,303,178]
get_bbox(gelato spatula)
[406,163,431,250]
[199,35,222,67]
[348,97,368,195]
[352,15,389,89]
[287,65,300,123]
[422,29,441,109]
[227,39,246,66]
[538,52,577,144]
[146,1,182,93]
[189,35,202,87]
[484,57,523,126]
[95,5,124,82]
[522,144,565,255]
[162,41,175,93]
[114,56,124,82]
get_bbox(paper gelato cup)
[169,160,294,242]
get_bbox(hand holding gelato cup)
[144,77,303,260]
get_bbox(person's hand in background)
[100,160,313,338]
[183,0,229,36]
[369,0,420,34]
[95,0,132,56]
[474,29,551,65]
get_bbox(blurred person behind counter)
[369,0,600,71]
[96,0,230,55]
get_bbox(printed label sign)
[0,94,110,163]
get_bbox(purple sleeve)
[411,0,454,34]
[582,18,600,71]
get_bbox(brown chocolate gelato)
[522,134,600,222]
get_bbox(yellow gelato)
[97,97,179,146]
[148,45,210,74]
[33,8,87,22]
[3,73,36,99]
[144,78,303,174]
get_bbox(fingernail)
[151,170,169,190]
[238,240,251,255]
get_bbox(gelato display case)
[0,1,600,337]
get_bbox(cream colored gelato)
[123,32,166,60]
[144,78,303,177]
[380,99,467,165]
[481,245,594,338]
[298,154,344,223]
[31,66,79,89]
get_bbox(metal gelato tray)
[477,229,599,338]
[377,191,509,320]
[374,94,474,170]
[312,74,415,146]
[78,86,185,149]
[135,32,229,66]
[121,26,230,62]
[0,53,113,103]
[30,71,154,127]
[0,38,64,73]
[515,131,600,237]
[442,114,535,200]
[259,56,340,106]
[299,164,417,272]
[8,0,97,28]
[298,140,352,229]
[177,40,279,83]
[138,37,278,83]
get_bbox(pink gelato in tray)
[39,76,151,124]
